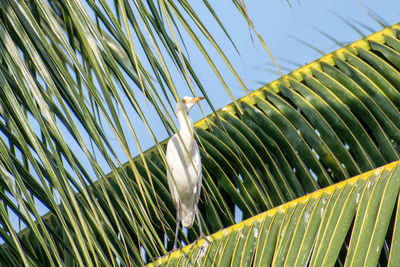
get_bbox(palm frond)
[149,159,400,266]
[1,0,400,265]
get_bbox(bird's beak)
[191,96,204,103]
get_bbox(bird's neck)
[177,110,194,146]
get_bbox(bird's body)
[166,131,201,227]
[166,96,205,250]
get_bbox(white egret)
[166,96,206,251]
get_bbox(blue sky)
[193,0,399,104]
[135,0,399,153]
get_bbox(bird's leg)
[196,210,210,244]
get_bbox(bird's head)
[177,96,204,114]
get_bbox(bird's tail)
[181,206,195,228]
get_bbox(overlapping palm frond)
[1,0,400,265]
[150,160,400,266]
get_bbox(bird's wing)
[166,135,179,206]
